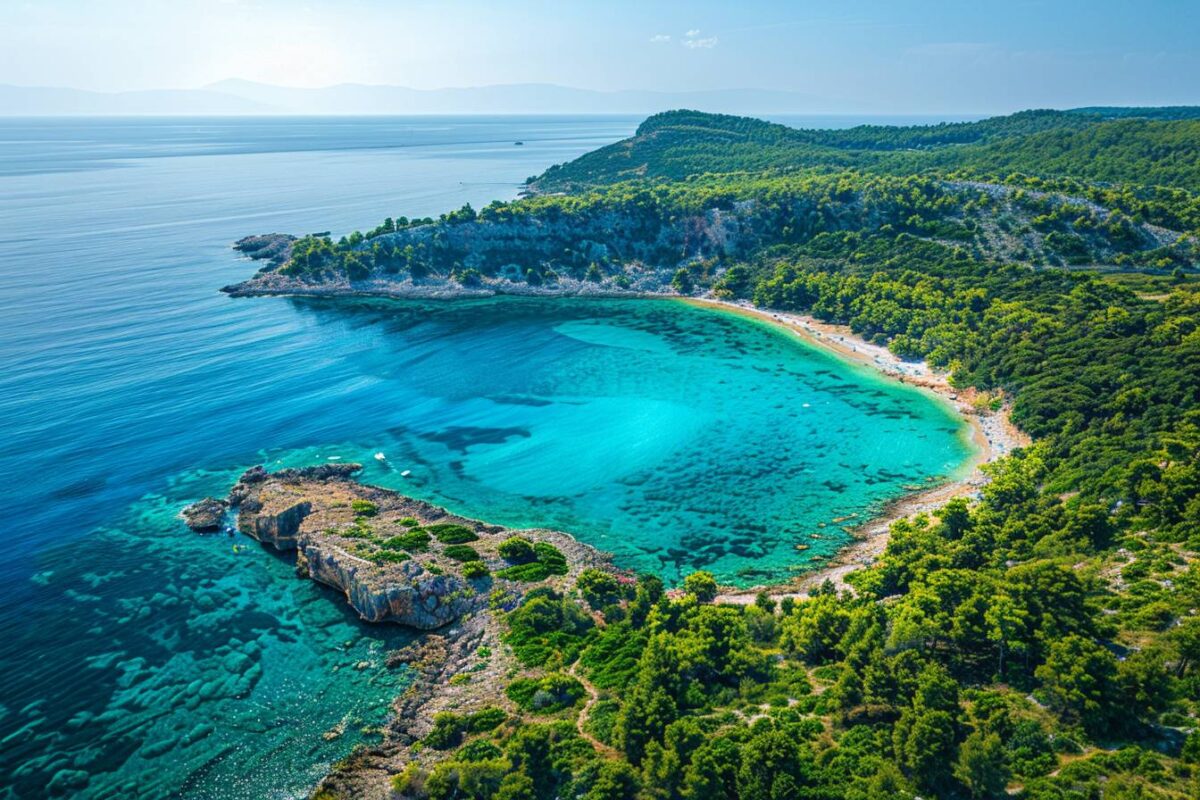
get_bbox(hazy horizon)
[0,77,1190,119]
[3,1,1198,115]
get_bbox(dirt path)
[569,662,619,758]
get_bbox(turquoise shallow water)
[264,296,975,586]
[0,117,972,798]
[5,471,415,799]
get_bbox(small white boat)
[400,469,412,478]
[374,452,387,461]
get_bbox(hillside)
[229,109,1200,800]
[531,107,1200,192]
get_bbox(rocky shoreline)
[182,464,619,799]
[221,274,663,301]
[223,233,688,300]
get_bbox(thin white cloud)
[683,36,718,49]
[685,29,701,37]
[649,33,671,43]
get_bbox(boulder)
[182,497,227,532]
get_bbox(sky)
[2,0,1198,112]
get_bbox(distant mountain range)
[0,80,852,116]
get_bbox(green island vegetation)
[282,109,1200,799]
[323,513,496,576]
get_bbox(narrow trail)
[569,662,619,758]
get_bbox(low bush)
[443,544,481,562]
[427,523,479,544]
[462,561,490,579]
[505,674,585,713]
[351,499,378,517]
[498,537,536,563]
[381,529,431,552]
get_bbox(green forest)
[303,109,1200,800]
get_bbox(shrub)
[533,542,568,575]
[466,706,507,732]
[427,523,479,544]
[462,561,490,579]
[497,562,550,582]
[457,740,503,763]
[371,550,409,565]
[498,537,536,564]
[398,517,420,528]
[424,712,466,749]
[443,544,482,562]
[503,588,594,666]
[505,674,585,713]
[351,499,378,517]
[683,570,719,602]
[577,568,623,609]
[495,539,567,580]
[584,698,622,746]
[381,529,431,552]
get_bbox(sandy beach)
[682,297,1030,604]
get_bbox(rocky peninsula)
[203,463,612,628]
[184,463,619,799]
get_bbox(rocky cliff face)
[221,203,751,299]
[243,499,311,548]
[298,542,475,628]
[221,465,474,629]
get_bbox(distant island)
[222,108,1200,800]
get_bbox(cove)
[260,295,976,586]
[0,116,973,798]
[0,279,976,800]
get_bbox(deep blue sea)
[0,115,973,798]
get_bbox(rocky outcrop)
[242,499,311,549]
[185,464,624,799]
[211,464,609,631]
[233,233,296,267]
[273,463,361,482]
[181,497,226,532]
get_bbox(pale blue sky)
[3,0,1198,111]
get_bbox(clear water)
[0,116,972,798]
[270,296,974,586]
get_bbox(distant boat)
[400,469,412,477]
[374,452,386,461]
[514,141,524,146]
